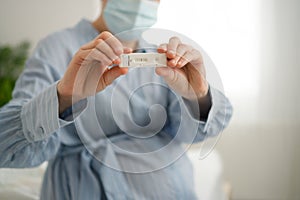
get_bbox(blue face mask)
[103,0,159,34]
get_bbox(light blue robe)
[0,19,233,199]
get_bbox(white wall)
[217,0,300,199]
[0,0,299,200]
[0,0,100,49]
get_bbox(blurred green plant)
[0,41,30,107]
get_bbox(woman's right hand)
[57,31,130,114]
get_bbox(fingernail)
[171,60,177,66]
[116,48,123,54]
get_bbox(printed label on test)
[119,53,167,68]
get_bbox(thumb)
[98,67,128,91]
[156,67,189,95]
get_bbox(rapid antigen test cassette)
[119,53,167,68]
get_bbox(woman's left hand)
[155,37,209,101]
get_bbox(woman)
[0,0,233,199]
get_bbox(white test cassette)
[119,53,167,68]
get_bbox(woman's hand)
[57,31,131,114]
[155,37,209,101]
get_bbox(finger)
[167,44,191,67]
[95,39,119,62]
[86,48,112,67]
[72,49,100,69]
[174,44,193,67]
[123,47,133,54]
[81,32,116,50]
[100,31,124,55]
[98,66,128,90]
[75,49,108,64]
[177,49,197,68]
[167,37,181,59]
[110,47,133,66]
[157,43,167,53]
[80,40,97,50]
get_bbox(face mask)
[103,0,159,35]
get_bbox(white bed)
[0,149,229,200]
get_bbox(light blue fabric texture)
[0,19,233,200]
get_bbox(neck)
[92,15,138,50]
[92,15,107,34]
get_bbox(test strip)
[119,53,167,68]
